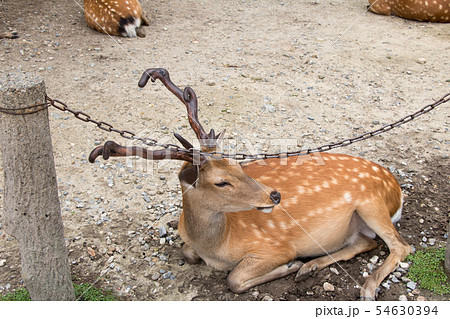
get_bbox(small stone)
[416,58,427,64]
[401,277,412,283]
[151,273,160,280]
[206,81,215,86]
[370,255,379,264]
[381,282,390,290]
[399,295,408,301]
[428,238,436,246]
[399,262,409,269]
[419,218,424,224]
[0,259,6,267]
[362,271,369,278]
[143,195,151,203]
[261,295,274,301]
[422,236,427,242]
[391,276,400,283]
[159,225,167,237]
[393,271,402,278]
[323,282,335,291]
[159,238,166,245]
[417,296,427,301]
[406,281,416,290]
[329,267,339,275]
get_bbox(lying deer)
[0,31,18,39]
[368,0,450,22]
[84,0,149,37]
[89,68,412,300]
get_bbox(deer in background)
[368,0,450,22]
[84,0,150,37]
[0,31,18,39]
[89,68,412,300]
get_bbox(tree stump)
[0,72,75,300]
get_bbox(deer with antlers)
[89,68,412,300]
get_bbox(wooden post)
[0,72,75,300]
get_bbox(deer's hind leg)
[227,255,303,294]
[356,206,412,300]
[294,234,378,282]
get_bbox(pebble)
[0,259,6,267]
[428,238,436,246]
[329,267,339,275]
[381,282,390,290]
[399,295,408,301]
[417,296,427,301]
[399,262,410,269]
[162,271,172,279]
[416,58,427,64]
[406,281,416,290]
[159,225,167,237]
[151,273,160,281]
[390,276,399,283]
[323,282,335,291]
[370,255,379,264]
[261,295,274,301]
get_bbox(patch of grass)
[73,283,117,301]
[406,246,450,294]
[0,283,117,301]
[0,288,30,301]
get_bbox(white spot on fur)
[343,192,352,203]
[391,197,403,224]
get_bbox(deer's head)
[89,68,281,213]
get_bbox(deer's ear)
[178,165,199,188]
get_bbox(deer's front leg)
[182,243,201,264]
[227,257,303,294]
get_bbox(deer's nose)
[270,190,281,205]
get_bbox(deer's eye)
[215,181,231,188]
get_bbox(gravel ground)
[0,0,449,301]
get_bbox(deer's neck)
[182,197,228,249]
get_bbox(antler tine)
[139,68,185,104]
[183,86,211,144]
[139,68,218,149]
[89,141,196,164]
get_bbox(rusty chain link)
[42,93,450,160]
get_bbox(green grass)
[406,246,450,295]
[0,283,117,301]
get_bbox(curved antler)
[139,68,219,149]
[88,141,196,164]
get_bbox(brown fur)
[84,0,149,37]
[178,153,412,299]
[369,0,450,22]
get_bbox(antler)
[88,141,196,164]
[139,68,219,149]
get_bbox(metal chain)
[0,101,50,115]
[44,93,449,160]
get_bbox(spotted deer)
[89,68,412,300]
[368,0,450,22]
[84,0,150,37]
[0,31,18,39]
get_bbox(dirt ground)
[0,0,449,301]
